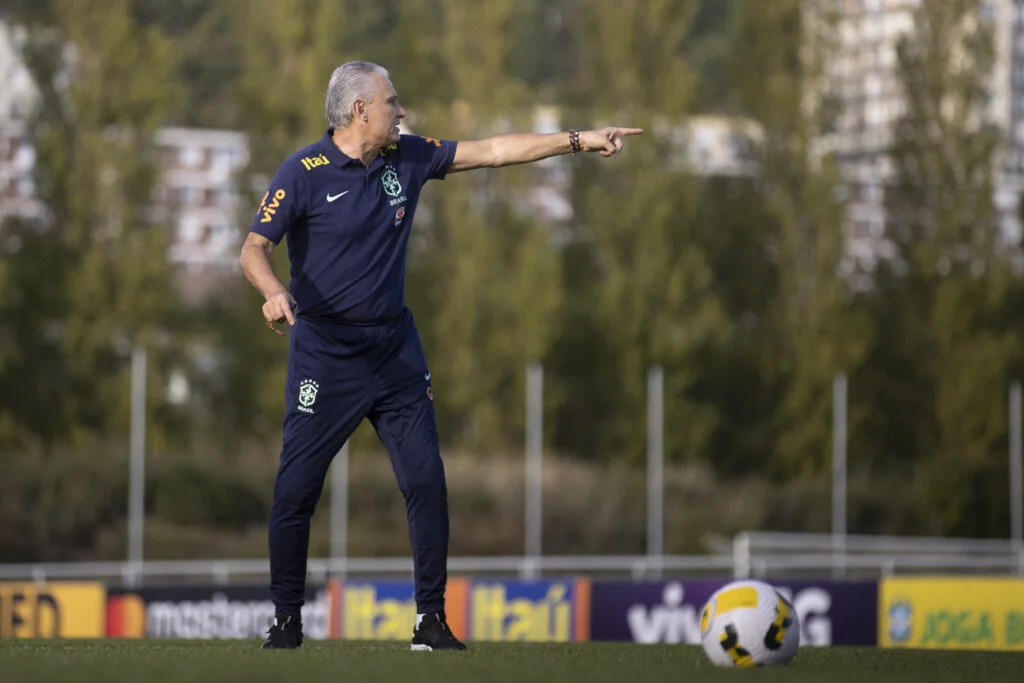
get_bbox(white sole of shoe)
[410,644,433,651]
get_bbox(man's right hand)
[263,291,298,335]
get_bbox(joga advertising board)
[589,580,877,646]
[880,577,1024,651]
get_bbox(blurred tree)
[717,0,874,483]
[192,0,377,450]
[684,174,787,478]
[401,0,564,450]
[132,0,246,128]
[369,0,450,106]
[690,0,736,112]
[881,0,1024,535]
[0,0,185,450]
[0,0,195,561]
[235,0,376,168]
[547,0,730,464]
[0,228,26,445]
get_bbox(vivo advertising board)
[590,580,877,646]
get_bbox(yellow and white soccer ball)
[699,579,800,667]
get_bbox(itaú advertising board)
[880,577,1024,651]
[333,578,591,642]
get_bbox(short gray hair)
[325,61,389,128]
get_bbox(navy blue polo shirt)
[250,129,458,323]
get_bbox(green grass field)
[1,641,1022,683]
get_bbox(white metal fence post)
[330,441,350,578]
[525,362,544,580]
[1010,381,1022,574]
[647,366,664,576]
[128,345,147,576]
[832,373,848,580]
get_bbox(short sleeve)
[400,135,458,181]
[250,162,307,244]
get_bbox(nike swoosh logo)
[326,191,349,202]
[424,373,431,382]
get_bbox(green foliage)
[235,0,372,166]
[703,0,872,480]
[404,0,563,449]
[150,461,267,531]
[3,0,1024,562]
[0,0,185,451]
[547,0,731,465]
[880,0,1024,532]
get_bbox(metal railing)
[2,532,1023,586]
[732,531,1024,579]
[0,554,739,587]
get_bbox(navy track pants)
[268,308,448,616]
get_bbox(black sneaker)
[262,613,303,649]
[411,612,467,651]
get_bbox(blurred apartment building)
[0,18,41,226]
[153,126,250,305]
[152,127,249,267]
[817,0,1024,268]
[0,17,249,294]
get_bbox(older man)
[240,60,641,651]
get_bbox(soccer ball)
[698,579,800,667]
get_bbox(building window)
[854,220,873,238]
[213,148,238,168]
[213,186,234,205]
[179,146,203,168]
[862,184,882,203]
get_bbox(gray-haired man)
[240,61,642,650]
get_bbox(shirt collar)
[321,128,361,168]
[321,128,390,172]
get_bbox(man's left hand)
[580,127,644,157]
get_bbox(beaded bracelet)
[569,129,581,154]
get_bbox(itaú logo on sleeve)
[301,154,330,171]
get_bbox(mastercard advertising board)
[107,584,335,640]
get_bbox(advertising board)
[589,579,877,646]
[0,582,106,638]
[880,577,1024,651]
